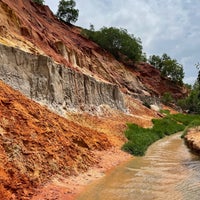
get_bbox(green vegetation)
[160,109,170,115]
[57,0,79,24]
[82,26,143,62]
[122,113,200,156]
[32,0,44,4]
[142,101,151,109]
[178,80,200,114]
[161,92,174,105]
[148,53,184,85]
[82,26,185,82]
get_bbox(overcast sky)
[45,0,200,85]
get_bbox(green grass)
[122,113,200,156]
[160,109,170,115]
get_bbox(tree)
[56,0,79,24]
[177,77,200,113]
[196,63,200,86]
[82,26,143,62]
[148,53,184,85]
[161,92,173,105]
[148,55,162,70]
[32,0,44,4]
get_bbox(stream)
[76,133,200,200]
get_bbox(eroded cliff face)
[0,0,188,199]
[0,0,150,101]
[184,127,200,153]
[0,79,112,199]
[0,44,125,114]
[0,0,186,109]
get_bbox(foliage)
[170,113,200,125]
[123,124,157,155]
[196,63,200,86]
[148,55,162,70]
[56,0,79,24]
[32,0,44,4]
[161,92,173,105]
[143,101,151,109]
[160,109,170,115]
[122,113,200,156]
[141,52,147,62]
[178,81,200,113]
[152,117,184,136]
[82,26,143,62]
[148,53,184,85]
[184,83,192,90]
[181,118,200,138]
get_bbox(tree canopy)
[148,53,184,85]
[178,81,200,113]
[184,64,200,113]
[56,0,79,24]
[82,26,143,62]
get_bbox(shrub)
[82,26,143,62]
[143,101,151,109]
[148,53,184,85]
[57,0,79,24]
[161,92,173,105]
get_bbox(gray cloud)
[45,0,200,84]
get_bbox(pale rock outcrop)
[0,44,125,114]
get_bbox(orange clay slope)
[0,81,159,199]
[0,79,111,199]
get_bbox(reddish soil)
[31,148,131,200]
[0,0,187,199]
[0,80,156,199]
[0,80,111,199]
[184,127,200,153]
[0,0,187,98]
[132,62,188,99]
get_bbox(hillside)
[0,0,186,101]
[0,0,186,199]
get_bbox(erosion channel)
[76,133,200,200]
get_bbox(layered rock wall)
[0,44,125,114]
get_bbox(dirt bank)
[184,127,200,153]
[31,148,131,200]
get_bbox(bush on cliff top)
[82,26,143,62]
[148,53,184,85]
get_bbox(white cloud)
[184,76,197,85]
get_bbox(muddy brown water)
[76,133,200,200]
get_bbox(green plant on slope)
[148,53,184,85]
[123,114,200,156]
[82,26,143,62]
[161,92,174,105]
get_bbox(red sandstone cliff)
[0,0,186,199]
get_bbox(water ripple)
[77,133,200,200]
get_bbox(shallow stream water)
[77,133,200,200]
